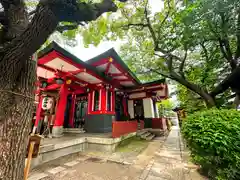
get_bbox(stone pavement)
[140,125,206,180]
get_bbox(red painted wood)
[54,84,69,126]
[40,84,61,91]
[123,96,128,116]
[101,88,107,112]
[152,118,167,130]
[38,50,58,65]
[112,121,138,138]
[69,93,76,128]
[34,96,43,128]
[87,91,92,114]
[105,62,111,74]
[140,120,145,129]
[88,111,115,115]
[91,58,109,66]
[69,69,86,75]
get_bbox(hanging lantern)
[55,77,64,84]
[42,96,54,110]
[41,81,48,88]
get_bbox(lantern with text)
[42,97,54,110]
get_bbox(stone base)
[30,132,136,169]
[52,126,63,137]
[144,118,153,128]
[85,114,114,133]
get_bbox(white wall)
[143,98,155,118]
[128,100,134,119]
[154,102,160,118]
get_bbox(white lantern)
[42,97,54,110]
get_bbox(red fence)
[112,121,138,138]
[152,118,167,130]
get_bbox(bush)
[182,109,240,180]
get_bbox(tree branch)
[143,0,161,52]
[235,8,240,60]
[179,49,187,78]
[148,68,172,78]
[0,0,125,83]
[56,23,83,33]
[122,23,148,30]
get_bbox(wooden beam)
[105,62,112,74]
[68,68,86,75]
[109,73,123,77]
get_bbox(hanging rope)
[0,90,35,100]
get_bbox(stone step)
[63,128,85,134]
[146,134,156,141]
[137,130,148,136]
[141,132,151,139]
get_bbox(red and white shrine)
[34,42,168,137]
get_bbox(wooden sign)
[26,134,42,158]
[24,135,42,180]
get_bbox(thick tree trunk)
[0,57,36,180]
[0,5,58,179]
[0,1,122,179]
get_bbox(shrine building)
[34,42,168,137]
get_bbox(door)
[63,95,72,128]
[74,99,87,128]
[115,95,124,121]
[134,99,144,122]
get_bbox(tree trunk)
[0,57,36,180]
[171,72,216,108]
[201,92,216,108]
[233,93,240,109]
[0,1,122,179]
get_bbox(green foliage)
[78,0,240,107]
[158,99,176,117]
[182,109,240,179]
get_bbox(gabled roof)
[37,42,166,90]
[86,48,141,84]
[38,42,106,80]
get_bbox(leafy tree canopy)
[73,0,240,108]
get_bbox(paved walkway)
[140,125,205,180]
[29,125,205,180]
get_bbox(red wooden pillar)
[87,91,92,114]
[69,93,76,128]
[53,84,69,136]
[34,96,43,134]
[101,88,107,113]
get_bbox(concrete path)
[141,125,206,180]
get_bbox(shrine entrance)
[115,95,124,121]
[63,95,88,129]
[74,97,87,128]
[134,99,144,122]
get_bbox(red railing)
[152,118,167,130]
[112,121,138,138]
